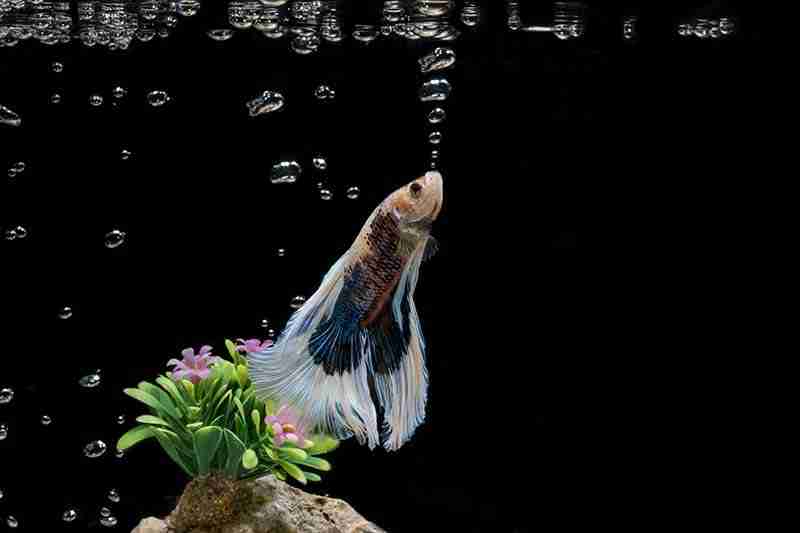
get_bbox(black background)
[1,1,759,531]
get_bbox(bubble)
[8,169,17,179]
[0,104,22,127]
[428,107,446,124]
[63,509,77,522]
[3,228,17,241]
[84,440,107,458]
[6,516,18,528]
[260,318,270,329]
[115,448,125,458]
[314,85,336,100]
[270,160,301,184]
[100,516,118,527]
[319,188,333,201]
[79,373,101,388]
[277,248,286,257]
[41,415,52,425]
[431,149,440,160]
[290,296,306,309]
[0,388,13,404]
[89,94,104,107]
[120,149,131,160]
[207,29,234,41]
[58,306,73,319]
[419,47,456,73]
[112,86,127,99]
[51,93,62,104]
[108,489,120,503]
[147,90,170,107]
[13,162,25,174]
[419,78,452,102]
[0,488,3,499]
[247,91,285,116]
[14,225,27,239]
[312,156,328,171]
[346,186,360,200]
[429,131,442,144]
[51,61,64,73]
[116,415,125,424]
[100,507,111,517]
[0,425,7,440]
[104,230,127,249]
[353,25,379,42]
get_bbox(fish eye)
[409,182,423,196]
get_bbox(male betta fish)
[249,171,443,451]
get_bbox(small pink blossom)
[166,345,220,384]
[236,338,273,354]
[266,405,312,448]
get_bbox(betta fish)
[249,171,443,451]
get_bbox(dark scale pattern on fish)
[309,209,414,376]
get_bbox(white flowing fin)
[368,237,430,451]
[247,251,380,449]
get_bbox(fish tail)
[248,253,381,448]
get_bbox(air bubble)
[419,47,456,73]
[100,507,111,518]
[79,373,101,388]
[260,318,270,329]
[428,108,446,124]
[147,90,170,107]
[312,156,327,171]
[429,131,442,144]
[319,188,333,201]
[6,516,18,528]
[84,440,107,458]
[63,509,77,522]
[247,91,285,116]
[108,489,120,503]
[0,425,7,440]
[277,248,286,257]
[41,415,52,425]
[290,296,306,309]
[270,160,301,184]
[346,186,360,200]
[112,86,127,99]
[89,94,104,107]
[51,61,64,73]
[0,388,13,404]
[58,306,73,319]
[105,230,126,249]
[0,104,21,127]
[120,149,131,160]
[419,78,451,102]
[116,415,125,424]
[100,516,118,527]
[51,93,62,104]
[314,85,336,100]
[207,29,234,41]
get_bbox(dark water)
[0,1,759,531]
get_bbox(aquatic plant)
[117,339,339,485]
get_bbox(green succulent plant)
[117,339,339,484]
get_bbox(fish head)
[389,171,443,227]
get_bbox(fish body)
[249,171,443,451]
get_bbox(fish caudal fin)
[247,252,381,449]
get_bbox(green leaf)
[242,449,258,469]
[180,380,195,402]
[117,425,154,450]
[193,426,223,475]
[124,387,165,413]
[237,365,249,388]
[223,429,246,478]
[225,339,239,360]
[156,376,189,413]
[294,456,331,471]
[279,447,308,462]
[233,396,246,422]
[264,398,278,417]
[304,471,322,482]
[135,415,171,428]
[188,406,202,420]
[305,434,340,455]
[278,460,307,484]
[154,429,196,477]
[186,422,203,431]
[262,445,278,461]
[273,469,286,481]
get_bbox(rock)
[131,475,385,533]
[132,516,168,533]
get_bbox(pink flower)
[236,338,273,354]
[166,345,220,384]
[266,405,312,448]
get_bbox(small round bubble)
[62,509,77,522]
[290,296,306,309]
[41,415,52,425]
[346,186,360,200]
[84,440,107,458]
[0,388,13,404]
[58,306,73,319]
[79,373,101,388]
[89,94,104,107]
[428,108,446,124]
[105,230,126,249]
[429,131,442,144]
[108,489,120,503]
[51,61,64,73]
[319,188,333,201]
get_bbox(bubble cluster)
[678,17,736,38]
[314,85,336,100]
